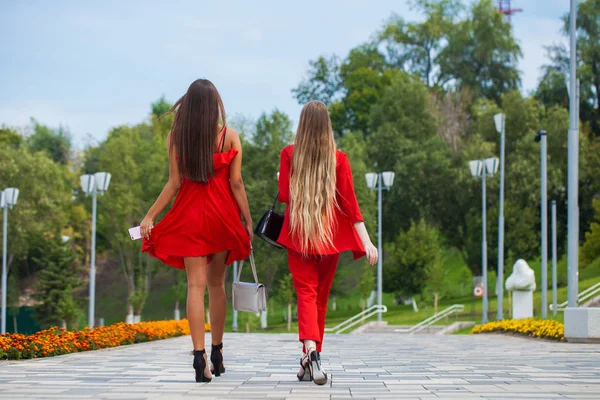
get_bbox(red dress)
[142,128,251,269]
[276,145,366,259]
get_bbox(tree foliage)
[384,219,443,296]
[32,233,81,329]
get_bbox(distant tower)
[497,0,523,23]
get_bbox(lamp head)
[534,130,547,143]
[469,160,483,178]
[3,188,19,208]
[365,173,378,190]
[381,171,395,188]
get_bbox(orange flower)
[0,319,202,360]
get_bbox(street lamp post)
[494,113,506,320]
[232,261,238,332]
[469,158,499,324]
[535,130,548,318]
[1,188,19,334]
[365,171,395,322]
[551,200,558,316]
[567,0,579,308]
[80,172,111,328]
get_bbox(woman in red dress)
[277,101,378,385]
[140,79,252,383]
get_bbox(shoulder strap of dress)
[218,127,227,153]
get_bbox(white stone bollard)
[505,259,536,319]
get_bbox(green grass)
[452,326,474,335]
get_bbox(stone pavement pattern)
[0,332,599,400]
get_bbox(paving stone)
[0,332,599,399]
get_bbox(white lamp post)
[535,130,548,318]
[469,158,498,324]
[365,171,395,322]
[566,0,579,309]
[232,261,238,332]
[494,113,506,320]
[1,188,19,334]
[80,172,111,328]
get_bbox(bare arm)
[228,129,253,239]
[354,221,378,266]
[140,132,181,239]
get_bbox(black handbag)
[254,192,285,249]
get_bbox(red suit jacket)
[276,145,366,259]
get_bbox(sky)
[0,0,569,148]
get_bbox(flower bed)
[471,318,564,341]
[0,320,207,360]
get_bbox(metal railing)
[324,305,388,334]
[550,282,600,311]
[394,304,465,334]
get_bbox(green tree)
[277,274,295,332]
[384,219,442,297]
[88,123,163,320]
[544,0,600,134]
[242,110,294,295]
[7,273,20,333]
[426,254,446,314]
[292,55,342,105]
[534,69,569,111]
[172,271,187,319]
[357,266,375,311]
[582,199,600,264]
[0,145,72,277]
[27,120,72,165]
[0,126,22,148]
[380,0,462,86]
[293,44,398,135]
[33,233,81,329]
[437,0,521,103]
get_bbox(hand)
[140,216,154,240]
[364,242,378,266]
[276,171,280,181]
[245,222,254,242]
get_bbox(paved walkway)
[1,333,599,399]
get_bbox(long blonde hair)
[289,101,338,254]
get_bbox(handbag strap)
[270,192,279,210]
[237,251,259,284]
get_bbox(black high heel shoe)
[192,350,212,383]
[297,354,311,381]
[308,349,327,386]
[210,343,226,377]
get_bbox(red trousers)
[287,251,339,353]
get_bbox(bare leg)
[303,339,317,354]
[184,256,209,351]
[207,251,228,347]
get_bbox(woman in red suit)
[139,79,252,383]
[277,101,378,385]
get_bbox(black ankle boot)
[193,350,212,383]
[210,343,226,377]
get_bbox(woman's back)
[141,79,252,270]
[277,144,365,258]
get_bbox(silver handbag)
[232,251,267,313]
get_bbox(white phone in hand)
[129,226,142,241]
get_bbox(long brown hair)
[289,101,338,254]
[168,79,226,182]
